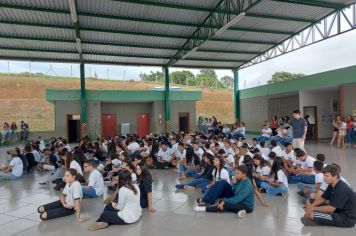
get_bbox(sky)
[1,30,356,89]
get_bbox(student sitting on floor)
[259,157,288,196]
[37,147,60,172]
[175,153,214,192]
[256,122,272,143]
[82,160,105,198]
[89,170,142,231]
[194,165,254,218]
[252,154,271,189]
[0,149,23,180]
[175,142,187,179]
[136,162,155,212]
[155,142,175,169]
[37,169,88,222]
[281,142,296,171]
[258,141,270,161]
[270,140,282,157]
[288,148,316,184]
[297,161,324,199]
[301,164,356,228]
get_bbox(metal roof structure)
[0,0,356,69]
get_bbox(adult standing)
[20,120,29,141]
[290,110,307,149]
[330,115,341,145]
[270,116,278,136]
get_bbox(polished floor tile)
[0,142,355,236]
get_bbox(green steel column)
[163,67,171,132]
[80,62,88,136]
[233,69,240,122]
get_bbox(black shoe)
[297,191,305,197]
[259,188,267,193]
[108,185,117,191]
[196,198,206,206]
[301,216,319,226]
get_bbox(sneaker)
[183,185,196,191]
[237,210,247,218]
[196,198,206,206]
[175,184,184,190]
[301,216,319,226]
[194,206,206,212]
[89,222,109,231]
[259,188,266,193]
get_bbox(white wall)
[299,89,339,139]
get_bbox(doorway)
[67,114,81,143]
[137,113,150,138]
[102,113,117,138]
[303,106,318,140]
[179,112,190,133]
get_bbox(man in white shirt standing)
[0,149,23,180]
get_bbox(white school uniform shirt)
[127,142,140,153]
[261,128,272,137]
[300,156,316,170]
[65,144,72,152]
[212,168,231,184]
[10,157,23,177]
[174,149,186,161]
[131,172,137,183]
[271,146,282,157]
[32,149,42,163]
[62,181,83,209]
[238,126,246,135]
[39,140,45,151]
[255,166,271,176]
[194,147,205,160]
[281,150,296,163]
[116,184,142,224]
[70,160,83,176]
[260,147,271,161]
[314,172,324,184]
[222,127,230,134]
[88,169,105,196]
[224,147,235,156]
[277,170,288,188]
[225,154,235,167]
[238,151,253,166]
[171,143,179,152]
[158,148,173,162]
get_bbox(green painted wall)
[240,65,356,99]
[46,89,202,102]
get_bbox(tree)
[220,75,233,88]
[142,71,164,83]
[267,71,306,84]
[170,70,195,85]
[195,69,224,88]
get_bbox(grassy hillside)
[0,75,234,131]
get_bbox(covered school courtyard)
[0,0,356,235]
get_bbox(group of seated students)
[256,120,293,146]
[1,127,355,229]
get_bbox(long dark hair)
[213,156,224,179]
[137,162,152,182]
[118,170,138,195]
[270,156,283,181]
[65,152,74,170]
[73,147,86,168]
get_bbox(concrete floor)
[0,142,355,236]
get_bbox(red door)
[102,114,116,138]
[137,113,150,138]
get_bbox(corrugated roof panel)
[81,31,185,48]
[216,30,287,42]
[82,54,168,65]
[0,0,69,10]
[200,41,272,52]
[148,0,220,9]
[248,1,333,21]
[82,44,176,57]
[175,60,243,69]
[188,51,256,61]
[0,24,75,40]
[79,16,195,37]
[0,38,76,51]
[235,16,308,32]
[77,0,209,25]
[0,49,79,60]
[0,8,71,26]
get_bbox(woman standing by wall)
[271,116,278,136]
[330,115,341,145]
